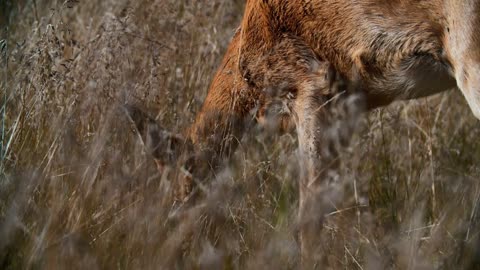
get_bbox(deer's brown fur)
[188,0,480,167]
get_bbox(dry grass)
[2,1,480,269]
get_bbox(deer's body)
[130,0,480,265]
[192,0,479,138]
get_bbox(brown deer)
[127,0,480,265]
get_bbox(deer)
[126,0,480,266]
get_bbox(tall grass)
[1,1,480,269]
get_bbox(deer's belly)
[365,54,457,108]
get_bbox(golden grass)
[2,1,480,269]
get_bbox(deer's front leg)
[239,30,365,265]
[293,69,365,267]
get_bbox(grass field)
[2,1,480,269]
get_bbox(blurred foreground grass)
[1,1,480,269]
